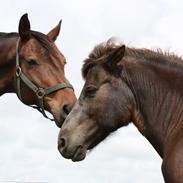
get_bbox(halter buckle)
[16,66,22,77]
[36,88,45,99]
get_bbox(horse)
[58,39,183,182]
[0,13,76,127]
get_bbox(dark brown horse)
[0,14,76,127]
[58,39,183,182]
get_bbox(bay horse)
[0,14,76,127]
[58,39,183,182]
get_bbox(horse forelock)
[82,38,123,78]
[30,30,53,53]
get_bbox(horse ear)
[18,13,31,41]
[109,45,125,64]
[47,20,62,42]
[106,45,125,77]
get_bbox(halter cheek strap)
[15,38,73,121]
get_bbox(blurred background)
[1,0,183,182]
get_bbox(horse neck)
[123,56,183,157]
[0,35,18,96]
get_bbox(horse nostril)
[63,104,72,115]
[59,138,66,149]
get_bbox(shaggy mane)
[82,38,183,78]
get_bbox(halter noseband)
[15,38,73,121]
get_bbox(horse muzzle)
[52,103,74,128]
[58,136,87,162]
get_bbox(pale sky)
[0,0,183,183]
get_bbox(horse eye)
[26,59,38,66]
[85,86,97,98]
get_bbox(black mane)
[0,31,52,52]
[0,32,18,38]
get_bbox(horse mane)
[0,32,18,38]
[82,38,183,78]
[0,31,52,52]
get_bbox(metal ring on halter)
[36,88,45,99]
[16,66,22,77]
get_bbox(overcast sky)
[0,0,183,183]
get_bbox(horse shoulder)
[162,127,183,183]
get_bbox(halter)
[15,38,73,121]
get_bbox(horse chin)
[49,106,67,128]
[60,145,87,162]
[88,130,110,150]
[54,117,65,128]
[52,111,66,128]
[71,147,87,162]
